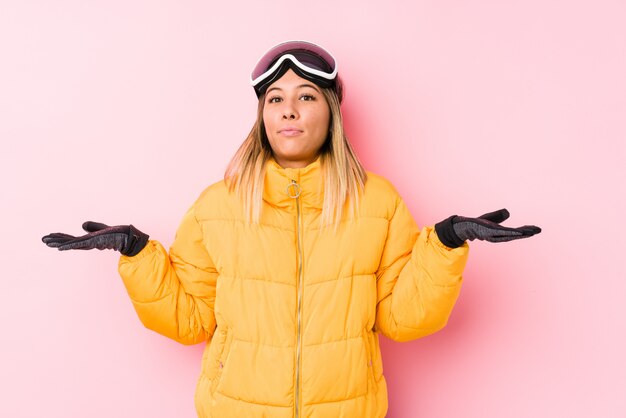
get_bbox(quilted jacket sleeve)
[374,196,469,342]
[118,204,217,345]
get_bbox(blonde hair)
[225,79,367,227]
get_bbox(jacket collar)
[263,158,324,210]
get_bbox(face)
[263,69,331,168]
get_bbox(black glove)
[42,221,149,256]
[434,209,541,248]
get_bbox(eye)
[299,93,316,101]
[268,96,282,104]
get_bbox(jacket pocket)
[363,331,378,393]
[209,327,234,394]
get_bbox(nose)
[282,110,296,120]
[281,100,298,120]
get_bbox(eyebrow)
[266,83,321,95]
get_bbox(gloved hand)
[42,221,149,257]
[434,209,541,248]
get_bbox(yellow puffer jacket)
[118,158,469,418]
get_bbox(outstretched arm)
[43,205,218,345]
[375,201,541,342]
[374,198,469,342]
[118,206,217,345]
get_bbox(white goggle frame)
[250,53,338,88]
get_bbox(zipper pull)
[286,180,301,199]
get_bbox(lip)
[278,127,303,136]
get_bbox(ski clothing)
[118,158,469,418]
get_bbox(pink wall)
[2,1,624,417]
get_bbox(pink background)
[1,1,625,417]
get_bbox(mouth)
[278,128,303,137]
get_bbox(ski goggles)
[251,40,338,97]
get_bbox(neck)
[272,155,320,169]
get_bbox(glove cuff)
[122,225,150,257]
[434,215,465,249]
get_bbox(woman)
[42,41,540,418]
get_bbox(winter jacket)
[118,158,469,418]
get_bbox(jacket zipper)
[290,179,304,418]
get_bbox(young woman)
[42,40,541,418]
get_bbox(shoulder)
[364,171,402,198]
[359,171,403,219]
[189,179,241,220]
[195,179,230,201]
